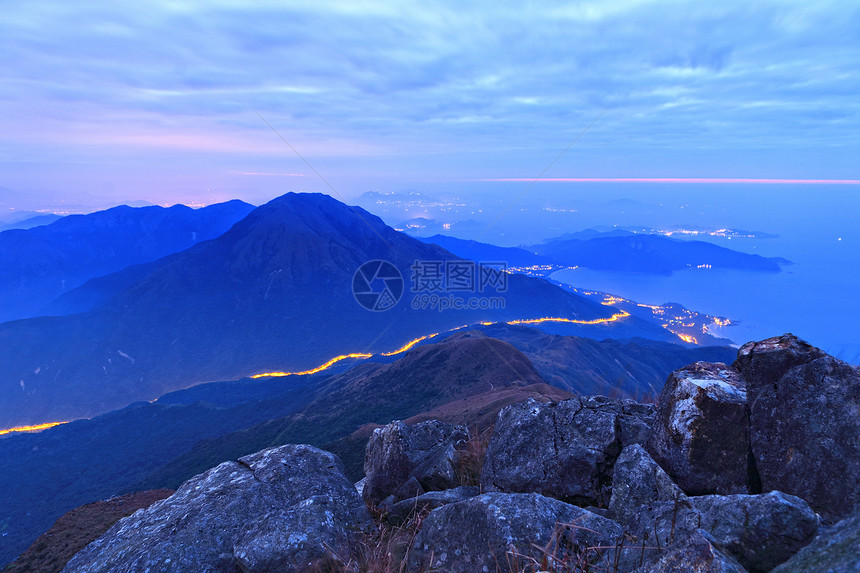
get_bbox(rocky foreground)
[61,334,860,572]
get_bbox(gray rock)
[363,419,469,505]
[409,492,634,572]
[734,333,827,389]
[691,491,818,572]
[647,362,751,495]
[410,442,460,492]
[384,486,480,525]
[609,444,686,525]
[623,497,705,563]
[62,444,370,573]
[622,491,818,572]
[581,395,656,444]
[390,475,425,503]
[734,334,860,521]
[354,476,367,497]
[481,397,652,505]
[632,530,749,573]
[771,511,860,572]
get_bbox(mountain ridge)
[0,192,622,428]
[0,200,255,322]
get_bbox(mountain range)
[0,193,657,428]
[0,200,254,322]
[419,231,789,275]
[530,232,789,274]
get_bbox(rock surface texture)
[362,419,469,506]
[61,445,369,573]
[481,396,653,506]
[691,491,819,572]
[622,491,817,572]
[384,486,480,525]
[771,511,860,572]
[409,492,634,572]
[608,443,686,525]
[630,530,748,573]
[647,361,752,495]
[734,333,860,521]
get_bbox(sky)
[1,0,859,211]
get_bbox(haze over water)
[534,183,860,363]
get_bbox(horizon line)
[478,177,860,185]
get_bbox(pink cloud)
[479,178,860,184]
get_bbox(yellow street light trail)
[2,312,635,432]
[0,421,68,437]
[250,352,373,378]
[504,311,630,326]
[251,311,631,379]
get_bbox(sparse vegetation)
[454,425,493,487]
[313,508,652,573]
[310,505,432,573]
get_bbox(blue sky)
[1,0,858,211]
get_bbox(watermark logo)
[352,260,404,311]
[411,260,508,293]
[353,259,508,311]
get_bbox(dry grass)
[310,504,432,573]
[312,506,654,573]
[454,425,493,488]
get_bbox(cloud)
[1,0,858,204]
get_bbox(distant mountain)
[0,193,624,428]
[419,235,555,268]
[530,233,787,274]
[0,212,62,232]
[0,200,255,322]
[395,218,487,237]
[549,228,637,241]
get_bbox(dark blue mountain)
[531,233,788,274]
[0,193,637,428]
[420,234,555,268]
[0,212,62,232]
[0,200,255,322]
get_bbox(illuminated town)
[584,291,733,346]
[615,226,773,239]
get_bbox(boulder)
[409,492,635,572]
[622,491,818,572]
[771,511,860,572]
[647,362,752,495]
[481,397,652,505]
[631,530,748,573]
[384,486,480,525]
[734,334,860,521]
[363,419,469,505]
[608,444,686,525]
[734,333,827,388]
[61,444,370,573]
[581,395,656,448]
[692,491,818,572]
[623,497,706,564]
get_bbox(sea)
[546,185,860,364]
